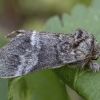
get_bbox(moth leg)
[87,61,100,72]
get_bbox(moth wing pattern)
[0,30,70,78]
[0,29,100,78]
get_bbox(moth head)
[75,29,100,60]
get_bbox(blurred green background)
[0,0,93,100]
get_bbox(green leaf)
[44,0,100,100]
[0,31,8,100]
[8,70,70,100]
[8,77,22,100]
[53,67,100,100]
[0,78,8,100]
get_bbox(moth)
[0,29,100,78]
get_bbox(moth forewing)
[0,29,100,78]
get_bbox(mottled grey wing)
[0,31,68,78]
[0,29,96,78]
